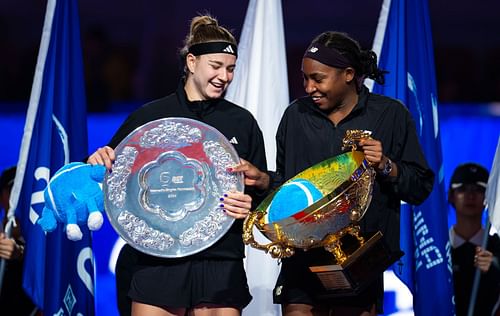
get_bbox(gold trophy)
[243,130,402,297]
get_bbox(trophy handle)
[342,129,373,151]
[322,224,365,264]
[323,234,348,264]
[243,211,295,259]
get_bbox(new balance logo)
[223,45,235,54]
[229,137,238,144]
[308,46,319,53]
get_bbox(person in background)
[448,162,500,316]
[88,14,268,316]
[0,166,38,315]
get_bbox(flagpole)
[467,219,491,316]
[476,137,500,316]
[366,0,391,92]
[0,0,56,301]
[5,0,94,312]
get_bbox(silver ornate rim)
[103,117,243,257]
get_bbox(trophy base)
[309,231,403,299]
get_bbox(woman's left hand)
[220,191,252,219]
[359,138,384,168]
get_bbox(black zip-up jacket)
[107,82,267,259]
[272,86,434,254]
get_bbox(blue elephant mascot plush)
[38,162,106,241]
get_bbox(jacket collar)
[176,80,217,118]
[449,226,484,248]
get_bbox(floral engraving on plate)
[106,146,137,208]
[104,118,243,257]
[179,207,229,246]
[117,210,175,250]
[204,140,239,192]
[140,122,202,148]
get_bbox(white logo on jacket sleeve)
[229,137,239,145]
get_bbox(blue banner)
[10,0,95,314]
[372,0,454,315]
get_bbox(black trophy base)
[308,231,403,299]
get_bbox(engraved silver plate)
[103,118,243,257]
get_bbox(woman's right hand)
[87,146,115,170]
[230,158,270,191]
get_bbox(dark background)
[1,0,499,113]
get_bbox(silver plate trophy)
[103,117,243,257]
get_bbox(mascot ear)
[90,164,106,182]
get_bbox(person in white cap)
[448,162,500,316]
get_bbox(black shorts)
[273,249,384,314]
[128,254,252,310]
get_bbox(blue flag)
[7,0,95,314]
[370,0,454,315]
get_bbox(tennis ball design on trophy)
[268,178,323,223]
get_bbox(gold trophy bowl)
[243,150,374,261]
[243,130,402,296]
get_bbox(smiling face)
[184,53,236,100]
[301,57,356,114]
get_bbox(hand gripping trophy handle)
[341,129,373,152]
